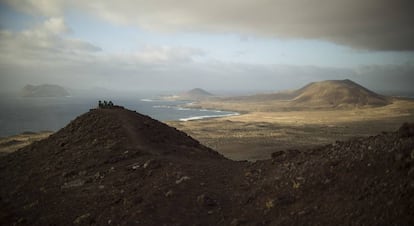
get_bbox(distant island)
[21,84,70,97]
[162,88,214,101]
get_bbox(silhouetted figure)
[98,100,115,109]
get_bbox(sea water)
[0,96,238,137]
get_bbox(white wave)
[153,105,191,110]
[140,99,154,102]
[153,105,173,109]
[177,107,192,111]
[179,113,240,122]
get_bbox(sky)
[0,0,413,94]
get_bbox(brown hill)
[1,107,413,225]
[292,79,391,108]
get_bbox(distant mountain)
[163,88,214,100]
[21,84,70,97]
[181,88,213,99]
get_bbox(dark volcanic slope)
[1,107,414,225]
[0,107,241,225]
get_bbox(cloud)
[43,17,69,34]
[127,45,205,64]
[0,17,208,91]
[0,15,204,66]
[0,17,101,67]
[3,0,64,16]
[4,0,414,51]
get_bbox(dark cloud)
[4,0,414,51]
[78,0,414,51]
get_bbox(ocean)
[0,96,238,137]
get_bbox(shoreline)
[173,101,242,122]
[178,112,240,122]
[0,131,53,156]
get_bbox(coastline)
[0,97,240,137]
[179,112,240,121]
[170,100,242,122]
[0,104,240,156]
[0,131,52,156]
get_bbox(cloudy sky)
[0,0,413,94]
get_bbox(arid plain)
[170,98,414,160]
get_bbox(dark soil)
[1,107,413,225]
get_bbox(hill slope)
[0,107,413,225]
[21,84,70,97]
[221,90,297,102]
[185,88,213,97]
[179,88,214,100]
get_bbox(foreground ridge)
[0,107,413,225]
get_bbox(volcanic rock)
[0,107,413,225]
